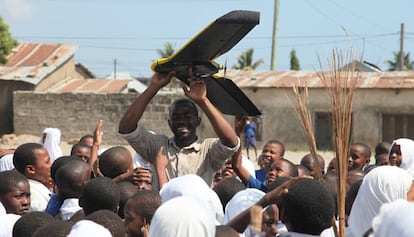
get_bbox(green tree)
[386,51,414,71]
[290,49,301,70]
[0,16,18,64]
[156,42,175,58]
[232,48,263,70]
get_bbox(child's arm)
[231,116,251,184]
[154,146,169,190]
[90,120,103,177]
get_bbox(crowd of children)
[2,71,414,237]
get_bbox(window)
[382,114,414,142]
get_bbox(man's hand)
[150,71,176,89]
[182,68,207,103]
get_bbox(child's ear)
[365,158,371,165]
[25,165,36,175]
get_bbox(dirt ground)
[0,134,336,167]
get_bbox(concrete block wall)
[13,91,183,145]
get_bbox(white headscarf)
[348,166,413,237]
[160,174,223,224]
[389,138,414,176]
[372,199,414,237]
[39,128,63,163]
[221,188,265,236]
[148,196,216,237]
[67,220,111,237]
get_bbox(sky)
[1,0,413,78]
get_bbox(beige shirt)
[119,124,239,186]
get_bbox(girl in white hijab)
[39,128,63,163]
[160,174,224,224]
[388,138,414,176]
[149,196,216,237]
[371,199,414,237]
[348,166,414,237]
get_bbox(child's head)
[259,140,285,169]
[300,153,325,177]
[117,181,138,219]
[124,190,162,237]
[212,177,246,212]
[99,146,133,179]
[348,143,371,171]
[375,153,390,166]
[12,211,54,237]
[79,134,94,147]
[50,156,83,183]
[215,225,239,237]
[70,142,92,162]
[266,158,298,185]
[13,143,52,188]
[32,220,72,237]
[55,159,91,199]
[0,170,30,215]
[79,176,120,215]
[262,204,279,237]
[86,209,125,237]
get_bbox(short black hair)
[266,140,285,156]
[374,141,391,157]
[13,143,44,174]
[127,190,162,225]
[99,146,131,179]
[353,142,372,159]
[117,181,138,218]
[169,98,199,117]
[70,142,92,156]
[282,179,335,235]
[55,159,90,199]
[79,177,120,215]
[213,177,246,211]
[32,220,72,237]
[0,170,28,194]
[12,211,54,237]
[50,156,83,181]
[86,210,125,237]
[280,158,299,177]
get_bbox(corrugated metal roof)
[0,43,78,84]
[225,70,414,89]
[47,78,131,94]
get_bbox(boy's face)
[348,145,369,171]
[221,159,235,179]
[260,143,283,168]
[135,168,153,191]
[29,148,52,188]
[0,181,31,215]
[266,160,290,184]
[73,146,91,162]
[389,144,402,167]
[262,204,279,237]
[124,199,145,237]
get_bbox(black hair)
[215,225,239,237]
[0,170,28,194]
[79,134,94,144]
[79,177,120,215]
[267,176,293,193]
[280,158,299,177]
[99,146,131,179]
[86,210,125,237]
[70,142,92,156]
[374,141,391,157]
[345,179,363,216]
[296,164,311,176]
[213,177,246,211]
[353,142,372,159]
[117,181,138,218]
[13,143,44,174]
[265,140,285,156]
[282,179,334,235]
[127,190,162,225]
[50,156,83,181]
[169,98,199,117]
[32,220,73,237]
[12,211,54,237]
[55,159,91,199]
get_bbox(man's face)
[389,144,402,167]
[266,160,290,184]
[168,104,200,141]
[0,181,31,215]
[124,199,145,237]
[348,145,369,171]
[260,143,283,168]
[32,148,52,187]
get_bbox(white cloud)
[0,0,33,23]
